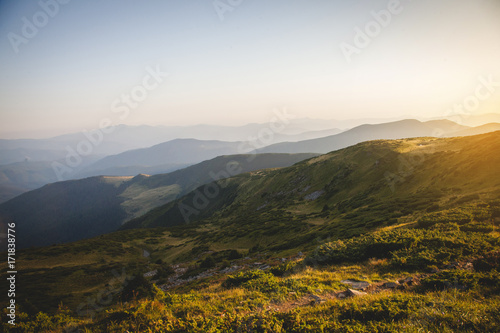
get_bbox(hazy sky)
[1,0,499,138]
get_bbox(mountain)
[0,157,102,203]
[0,183,27,204]
[0,153,317,248]
[4,132,499,326]
[75,163,191,178]
[0,161,61,203]
[0,125,339,196]
[1,119,493,201]
[77,139,246,177]
[0,136,129,165]
[443,112,500,127]
[124,131,500,233]
[0,147,67,165]
[0,122,340,165]
[445,122,500,137]
[255,119,469,154]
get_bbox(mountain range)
[1,116,499,203]
[0,153,316,248]
[1,117,500,247]
[256,119,469,154]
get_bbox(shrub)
[460,222,495,233]
[270,261,301,277]
[421,270,478,291]
[421,269,500,295]
[243,273,283,294]
[228,249,242,260]
[338,294,420,323]
[308,228,498,270]
[223,270,269,288]
[223,269,309,295]
[120,275,152,301]
[157,265,176,280]
[418,208,472,228]
[473,251,500,272]
[200,257,216,269]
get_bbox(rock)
[309,294,326,305]
[382,281,400,289]
[399,277,410,284]
[341,279,371,290]
[445,262,459,269]
[399,276,416,286]
[143,270,157,278]
[463,262,474,270]
[304,190,325,201]
[338,288,367,298]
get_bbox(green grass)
[3,200,500,331]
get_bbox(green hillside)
[1,132,499,332]
[124,132,500,242]
[0,153,316,248]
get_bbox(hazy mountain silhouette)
[255,119,469,154]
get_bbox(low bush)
[421,270,500,294]
[223,270,269,288]
[473,251,500,272]
[308,228,498,270]
[270,261,301,277]
[338,294,421,323]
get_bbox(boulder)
[337,288,367,299]
[341,279,371,290]
[382,281,400,289]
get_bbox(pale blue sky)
[1,0,499,138]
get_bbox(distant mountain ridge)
[445,123,500,137]
[2,118,499,203]
[78,139,245,176]
[255,119,470,154]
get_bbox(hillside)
[1,132,499,332]
[0,153,316,248]
[255,119,469,154]
[125,131,500,235]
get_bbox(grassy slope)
[0,153,316,249]
[123,133,500,252]
[1,132,499,332]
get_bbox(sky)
[0,0,499,138]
